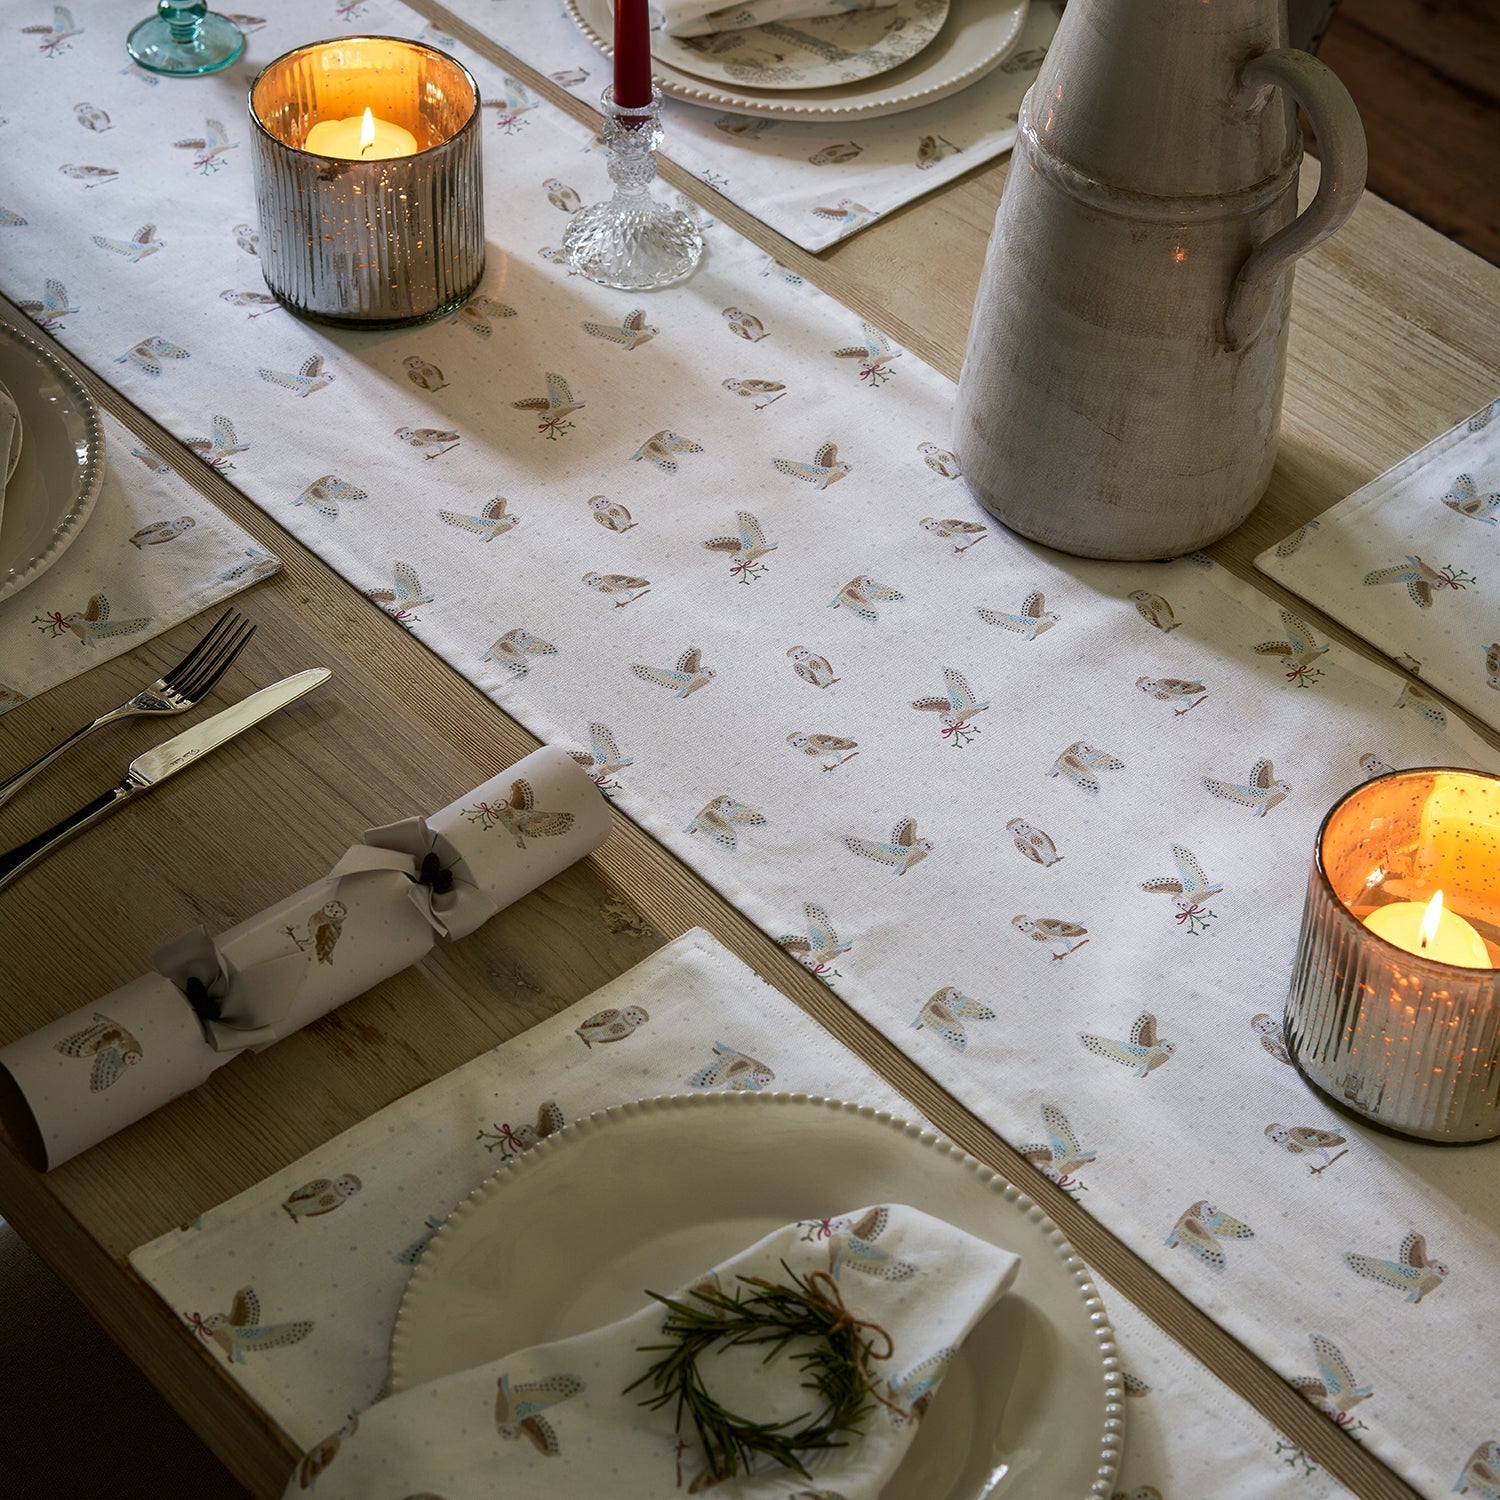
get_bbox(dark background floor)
[4,3,1495,1497]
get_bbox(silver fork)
[0,609,256,811]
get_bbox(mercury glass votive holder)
[1286,767,1500,1143]
[248,37,483,327]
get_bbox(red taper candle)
[613,0,653,113]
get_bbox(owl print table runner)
[132,929,1354,1499]
[3,4,1499,1492]
[0,407,278,716]
[1258,397,1500,735]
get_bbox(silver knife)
[0,668,331,894]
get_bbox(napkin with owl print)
[1257,395,1500,734]
[282,1204,1019,1500]
[651,0,892,39]
[0,746,610,1172]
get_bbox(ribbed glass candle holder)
[1286,767,1500,1143]
[248,37,483,327]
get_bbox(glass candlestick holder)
[564,87,703,291]
[128,2,245,76]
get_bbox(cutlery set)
[0,609,327,894]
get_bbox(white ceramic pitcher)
[952,0,1367,560]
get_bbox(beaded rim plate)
[567,0,1035,121]
[0,320,105,604]
[652,0,949,94]
[392,1092,1124,1499]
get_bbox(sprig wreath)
[625,1261,902,1486]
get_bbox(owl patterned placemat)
[131,929,1351,1500]
[420,0,1062,253]
[0,407,278,717]
[4,8,1499,1490]
[1257,398,1500,734]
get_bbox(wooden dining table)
[1,7,1497,1496]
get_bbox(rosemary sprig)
[625,1261,894,1486]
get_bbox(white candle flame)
[1419,889,1445,950]
[359,107,375,156]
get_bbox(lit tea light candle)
[303,105,418,160]
[1364,889,1491,969]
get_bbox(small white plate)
[392,1093,1123,1499]
[654,0,948,93]
[567,0,1032,122]
[0,322,105,604]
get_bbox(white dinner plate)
[567,0,1033,122]
[392,1093,1123,1499]
[653,0,948,93]
[0,321,105,604]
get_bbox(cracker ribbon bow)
[329,816,498,942]
[152,926,306,1053]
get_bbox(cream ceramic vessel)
[952,0,1367,561]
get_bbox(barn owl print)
[186,415,249,470]
[93,223,162,262]
[23,8,81,56]
[632,648,714,698]
[115,335,189,377]
[187,1287,314,1364]
[60,163,118,189]
[35,594,150,646]
[1019,1104,1096,1193]
[286,901,346,964]
[776,442,851,490]
[980,592,1059,640]
[513,373,584,438]
[128,517,195,548]
[918,441,961,478]
[1007,818,1062,867]
[466,779,576,849]
[1135,676,1207,715]
[1264,1124,1347,1173]
[685,796,766,850]
[1014,914,1089,961]
[1488,642,1500,690]
[1275,520,1320,556]
[1252,1012,1293,1065]
[703,510,776,582]
[832,320,901,386]
[1140,844,1222,934]
[582,308,656,350]
[477,1100,565,1158]
[581,571,650,607]
[687,1041,775,1091]
[18,278,78,329]
[293,474,366,520]
[633,428,703,472]
[495,1372,585,1456]
[1165,1200,1254,1270]
[402,354,446,391]
[281,1174,362,1221]
[1048,740,1125,794]
[909,985,996,1051]
[1079,1011,1173,1074]
[1345,1231,1449,1303]
[220,290,280,318]
[722,376,785,410]
[1292,1333,1373,1425]
[1364,553,1475,607]
[1203,757,1290,817]
[543,178,581,213]
[451,294,516,336]
[826,1206,916,1283]
[574,1005,649,1048]
[441,495,519,542]
[258,354,333,397]
[568,722,632,793]
[842,816,932,876]
[53,1013,142,1091]
[366,562,432,625]
[920,516,986,552]
[829,574,902,621]
[1253,607,1330,687]
[912,667,988,744]
[294,1413,359,1489]
[884,1349,954,1426]
[1454,1441,1500,1497]
[484,629,557,677]
[588,494,635,532]
[1128,590,1180,633]
[778,902,851,976]
[1395,679,1448,726]
[173,117,236,173]
[788,645,839,688]
[1440,474,1500,525]
[722,306,767,342]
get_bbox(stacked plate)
[565,0,1033,123]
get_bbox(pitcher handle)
[1222,47,1367,352]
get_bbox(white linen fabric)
[134,929,1353,1499]
[5,7,1499,1492]
[0,408,278,716]
[657,0,889,40]
[0,379,17,535]
[1258,397,1500,734]
[433,0,1061,250]
[277,1199,1021,1500]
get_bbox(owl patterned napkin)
[281,1204,1019,1500]
[0,378,17,543]
[657,0,891,39]
[1257,397,1500,734]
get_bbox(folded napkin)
[0,378,18,542]
[284,1203,1019,1499]
[649,0,893,41]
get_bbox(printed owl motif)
[1006,818,1062,867]
[918,441,961,477]
[41,594,151,647]
[884,1348,953,1425]
[1013,914,1089,960]
[1048,740,1125,794]
[293,474,366,520]
[441,495,518,542]
[831,320,900,377]
[1440,473,1500,525]
[575,1005,649,1048]
[258,354,333,398]
[452,295,517,337]
[1363,553,1461,608]
[808,140,863,164]
[281,1174,362,1222]
[632,428,703,472]
[128,516,195,548]
[60,164,118,187]
[1019,1105,1097,1184]
[233,223,259,256]
[582,308,657,350]
[778,903,852,970]
[911,667,988,735]
[1345,1231,1449,1303]
[920,516,986,552]
[367,562,433,616]
[1203,757,1290,817]
[289,901,347,964]
[1454,1441,1500,1498]
[827,1205,916,1282]
[916,134,962,169]
[787,646,838,688]
[1395,679,1448,727]
[294,1414,358,1490]
[1128,590,1180,632]
[632,648,714,698]
[1080,1011,1173,1075]
[18,277,78,329]
[219,289,280,317]
[687,1041,774,1091]
[1359,752,1395,780]
[186,414,249,469]
[829,574,902,621]
[685,796,766,850]
[703,510,776,579]
[489,779,576,850]
[980,592,1059,639]
[402,354,446,390]
[722,306,767,341]
[1253,607,1329,680]
[495,1372,585,1455]
[568,722,633,785]
[115,335,190,377]
[543,177,581,212]
[786,732,858,771]
[172,117,236,169]
[53,1012,142,1091]
[393,425,459,459]
[1264,1123,1346,1171]
[588,494,635,531]
[187,1287,314,1364]
[1251,1012,1293,1065]
[722,377,785,408]
[842,816,932,876]
[776,442,850,489]
[1165,1200,1254,1270]
[1135,676,1207,714]
[93,223,163,261]
[1291,1333,1373,1420]
[909,986,996,1051]
[74,102,111,132]
[1274,520,1320,556]
[812,199,876,232]
[513,373,585,432]
[1140,845,1223,912]
[1488,643,1500,691]
[581,571,651,607]
[484,629,557,676]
